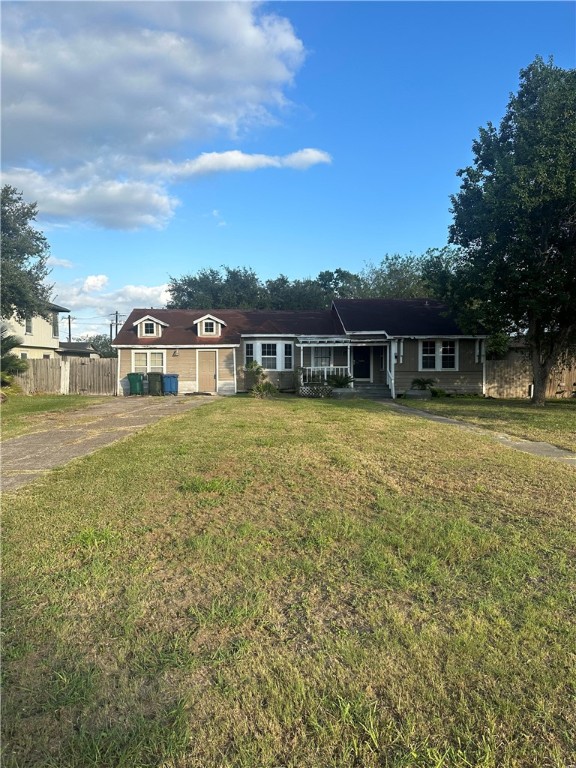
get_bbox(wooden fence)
[14,358,117,396]
[486,358,576,399]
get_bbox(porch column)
[347,344,352,387]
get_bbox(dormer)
[133,315,169,339]
[194,314,227,338]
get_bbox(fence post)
[60,358,70,395]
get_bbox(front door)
[352,348,371,380]
[198,351,217,392]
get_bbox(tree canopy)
[77,334,118,358]
[425,57,576,404]
[167,258,432,311]
[1,186,52,321]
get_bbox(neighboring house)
[7,302,70,360]
[112,299,487,398]
[58,342,101,359]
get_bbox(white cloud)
[47,256,74,268]
[2,168,179,230]
[149,148,332,179]
[83,275,109,293]
[1,2,329,230]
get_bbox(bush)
[411,377,436,390]
[326,373,355,388]
[251,381,278,399]
[244,361,278,398]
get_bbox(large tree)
[1,186,52,321]
[428,57,576,404]
[360,253,431,298]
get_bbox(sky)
[2,1,575,339]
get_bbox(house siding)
[394,339,483,394]
[8,313,62,359]
[118,347,237,395]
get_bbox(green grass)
[1,394,108,440]
[399,397,576,452]
[2,396,575,767]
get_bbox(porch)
[297,340,396,398]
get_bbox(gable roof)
[113,300,482,347]
[332,298,470,336]
[113,308,341,347]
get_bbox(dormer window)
[195,314,226,338]
[133,315,168,339]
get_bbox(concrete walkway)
[1,395,217,492]
[379,401,576,467]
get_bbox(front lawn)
[1,394,109,440]
[399,397,576,452]
[2,396,575,767]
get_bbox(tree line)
[166,254,437,311]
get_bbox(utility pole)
[68,315,72,343]
[110,311,122,340]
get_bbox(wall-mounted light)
[173,349,180,357]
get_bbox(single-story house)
[6,302,70,360]
[112,299,487,398]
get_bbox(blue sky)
[2,1,574,338]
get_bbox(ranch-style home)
[112,298,487,398]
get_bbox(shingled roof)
[113,308,342,347]
[332,298,467,336]
[113,300,479,347]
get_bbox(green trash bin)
[147,372,163,396]
[127,372,144,395]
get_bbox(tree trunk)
[531,361,549,405]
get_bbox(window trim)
[418,339,459,372]
[132,350,165,374]
[202,320,217,336]
[244,340,294,371]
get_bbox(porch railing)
[301,366,351,385]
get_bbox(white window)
[244,340,293,371]
[52,313,59,338]
[203,320,216,335]
[419,340,458,371]
[133,351,164,374]
[25,317,33,334]
[144,322,155,335]
[261,343,277,370]
[20,352,28,360]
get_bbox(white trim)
[132,315,169,327]
[195,313,227,327]
[418,339,459,372]
[131,349,166,374]
[113,344,239,349]
[233,347,237,393]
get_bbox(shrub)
[411,377,436,391]
[326,373,355,388]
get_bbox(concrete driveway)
[1,395,217,492]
